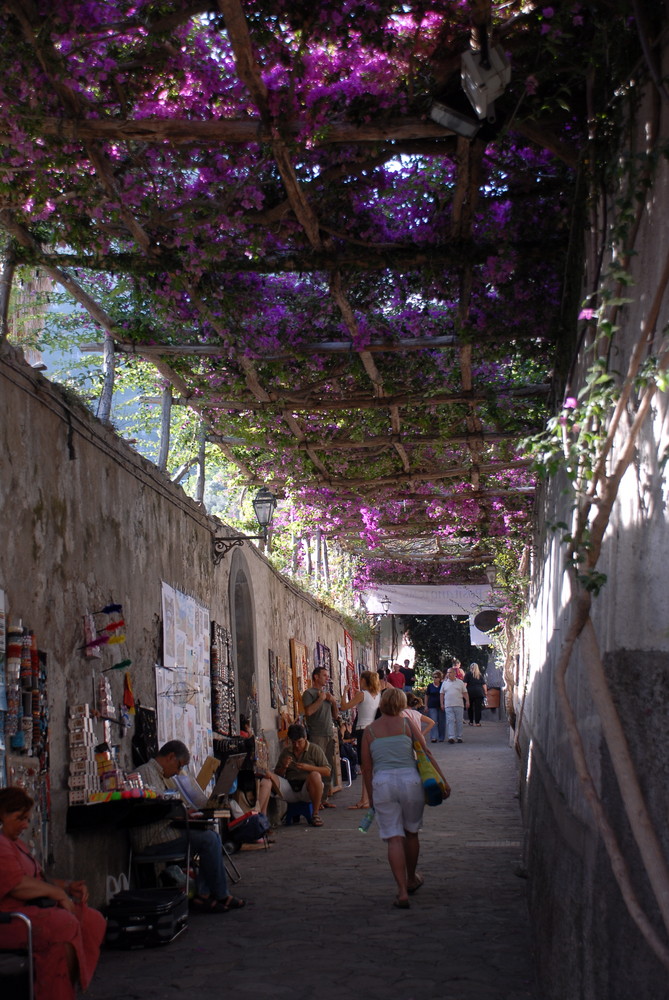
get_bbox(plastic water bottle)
[358,808,376,833]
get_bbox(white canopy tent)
[363,584,493,617]
[362,585,498,646]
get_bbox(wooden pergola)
[0,0,582,584]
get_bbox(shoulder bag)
[413,739,451,807]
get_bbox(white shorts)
[372,767,424,840]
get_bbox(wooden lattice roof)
[0,0,626,585]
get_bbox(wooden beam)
[217,0,322,249]
[345,550,492,566]
[280,431,518,451]
[25,238,559,275]
[81,334,463,357]
[12,115,455,147]
[255,459,532,489]
[81,329,549,360]
[198,384,549,412]
[327,488,535,502]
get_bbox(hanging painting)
[268,648,279,710]
[276,655,294,735]
[290,638,310,716]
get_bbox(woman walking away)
[424,670,445,742]
[340,670,381,810]
[464,663,487,726]
[361,688,449,908]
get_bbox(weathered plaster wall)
[519,58,669,1000]
[0,344,363,902]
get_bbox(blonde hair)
[361,670,380,695]
[469,663,481,679]
[380,687,407,716]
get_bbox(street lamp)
[212,487,278,565]
[380,595,391,615]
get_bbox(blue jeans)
[147,829,228,899]
[427,706,445,741]
[445,706,463,741]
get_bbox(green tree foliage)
[404,615,488,683]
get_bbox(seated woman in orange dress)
[0,786,106,1000]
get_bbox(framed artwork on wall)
[290,638,310,717]
[268,648,279,710]
[276,655,294,736]
[315,641,333,693]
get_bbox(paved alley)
[86,718,537,1000]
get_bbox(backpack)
[227,810,271,844]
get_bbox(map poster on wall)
[158,583,213,774]
[290,638,310,717]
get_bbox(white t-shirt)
[440,678,467,708]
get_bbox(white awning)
[363,584,493,617]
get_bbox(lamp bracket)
[212,533,265,565]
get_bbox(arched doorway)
[228,550,257,728]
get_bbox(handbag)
[413,740,450,807]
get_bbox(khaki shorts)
[276,777,312,803]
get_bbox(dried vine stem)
[554,249,669,963]
[0,243,15,345]
[553,588,669,969]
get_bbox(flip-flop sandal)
[321,801,337,808]
[408,875,424,894]
[219,896,246,912]
[393,898,410,909]
[191,896,231,914]
[347,803,366,809]
[310,815,325,826]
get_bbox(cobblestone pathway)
[86,719,537,1000]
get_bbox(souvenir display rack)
[211,621,236,735]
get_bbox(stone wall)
[0,343,366,902]
[518,52,669,999]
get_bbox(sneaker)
[430,739,437,743]
[456,738,463,743]
[448,738,455,744]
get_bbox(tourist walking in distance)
[424,670,445,742]
[440,668,470,743]
[464,662,487,726]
